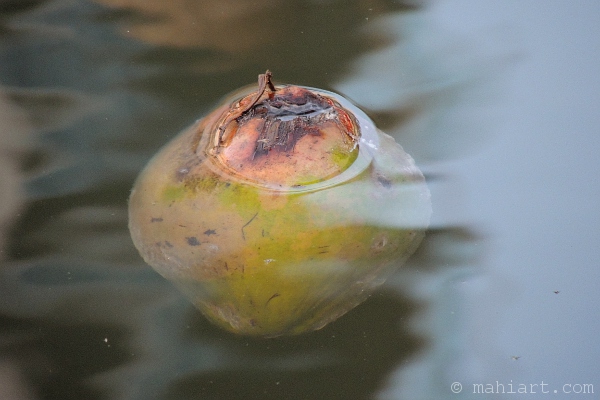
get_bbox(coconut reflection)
[94,0,284,52]
[0,1,489,399]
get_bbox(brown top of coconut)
[207,71,361,188]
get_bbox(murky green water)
[2,1,598,399]
[2,1,477,398]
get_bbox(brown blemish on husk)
[241,212,258,240]
[265,293,281,306]
[186,236,200,246]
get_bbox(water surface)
[2,1,598,399]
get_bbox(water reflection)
[0,0,487,399]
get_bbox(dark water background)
[1,1,599,399]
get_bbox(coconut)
[128,71,431,337]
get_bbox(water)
[2,1,599,399]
